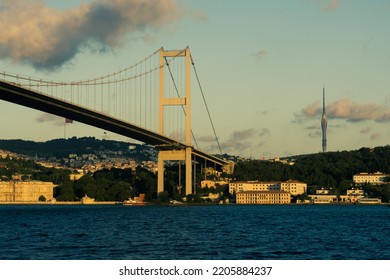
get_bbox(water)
[0,204,389,260]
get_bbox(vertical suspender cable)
[190,54,223,155]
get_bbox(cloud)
[199,128,270,154]
[36,113,65,126]
[370,133,381,141]
[360,127,380,141]
[191,10,208,22]
[360,126,373,134]
[295,98,390,123]
[197,135,216,143]
[385,95,390,106]
[0,0,182,70]
[254,49,267,60]
[320,0,341,12]
[308,130,322,138]
[168,129,185,143]
[258,128,270,137]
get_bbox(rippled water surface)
[0,204,389,259]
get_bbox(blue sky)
[0,0,389,158]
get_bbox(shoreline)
[0,201,388,206]
[0,201,119,205]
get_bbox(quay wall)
[0,201,118,205]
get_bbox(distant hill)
[234,145,390,196]
[0,137,157,162]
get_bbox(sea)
[0,204,389,260]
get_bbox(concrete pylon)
[157,47,192,198]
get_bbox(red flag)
[65,118,73,124]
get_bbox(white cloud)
[36,113,65,126]
[254,49,267,60]
[320,0,341,12]
[199,128,270,154]
[296,98,390,123]
[0,0,182,70]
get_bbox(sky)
[0,0,389,158]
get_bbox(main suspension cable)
[190,54,223,155]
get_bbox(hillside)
[1,138,389,201]
[233,146,390,200]
[0,137,157,162]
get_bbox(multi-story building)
[280,180,307,196]
[229,180,306,196]
[316,188,330,195]
[0,181,56,202]
[353,172,389,185]
[346,188,365,203]
[236,191,290,204]
[201,179,229,189]
[347,188,365,196]
[229,181,280,194]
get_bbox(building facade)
[236,191,291,204]
[0,181,56,202]
[229,181,280,194]
[280,180,307,196]
[353,172,389,185]
[229,180,307,196]
[201,179,229,189]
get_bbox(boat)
[123,199,147,206]
[356,198,381,204]
[311,198,332,204]
[123,194,147,206]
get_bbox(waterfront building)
[229,181,280,194]
[236,191,291,204]
[316,188,330,195]
[0,181,56,202]
[309,194,337,204]
[201,179,229,189]
[353,172,389,185]
[229,180,307,196]
[280,180,307,196]
[347,188,365,196]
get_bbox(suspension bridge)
[0,47,230,197]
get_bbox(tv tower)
[321,87,327,153]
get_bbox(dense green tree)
[106,181,133,201]
[232,145,390,201]
[56,179,76,201]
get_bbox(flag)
[65,118,73,124]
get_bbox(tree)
[73,174,93,198]
[56,179,76,201]
[158,191,170,203]
[106,181,133,202]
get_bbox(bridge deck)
[0,81,226,167]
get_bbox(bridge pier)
[157,147,192,198]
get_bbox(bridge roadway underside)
[0,81,226,168]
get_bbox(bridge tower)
[157,47,192,197]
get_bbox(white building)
[229,181,280,194]
[316,188,330,195]
[353,172,389,185]
[201,179,229,189]
[229,180,307,196]
[346,188,365,203]
[280,180,307,196]
[236,191,291,204]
